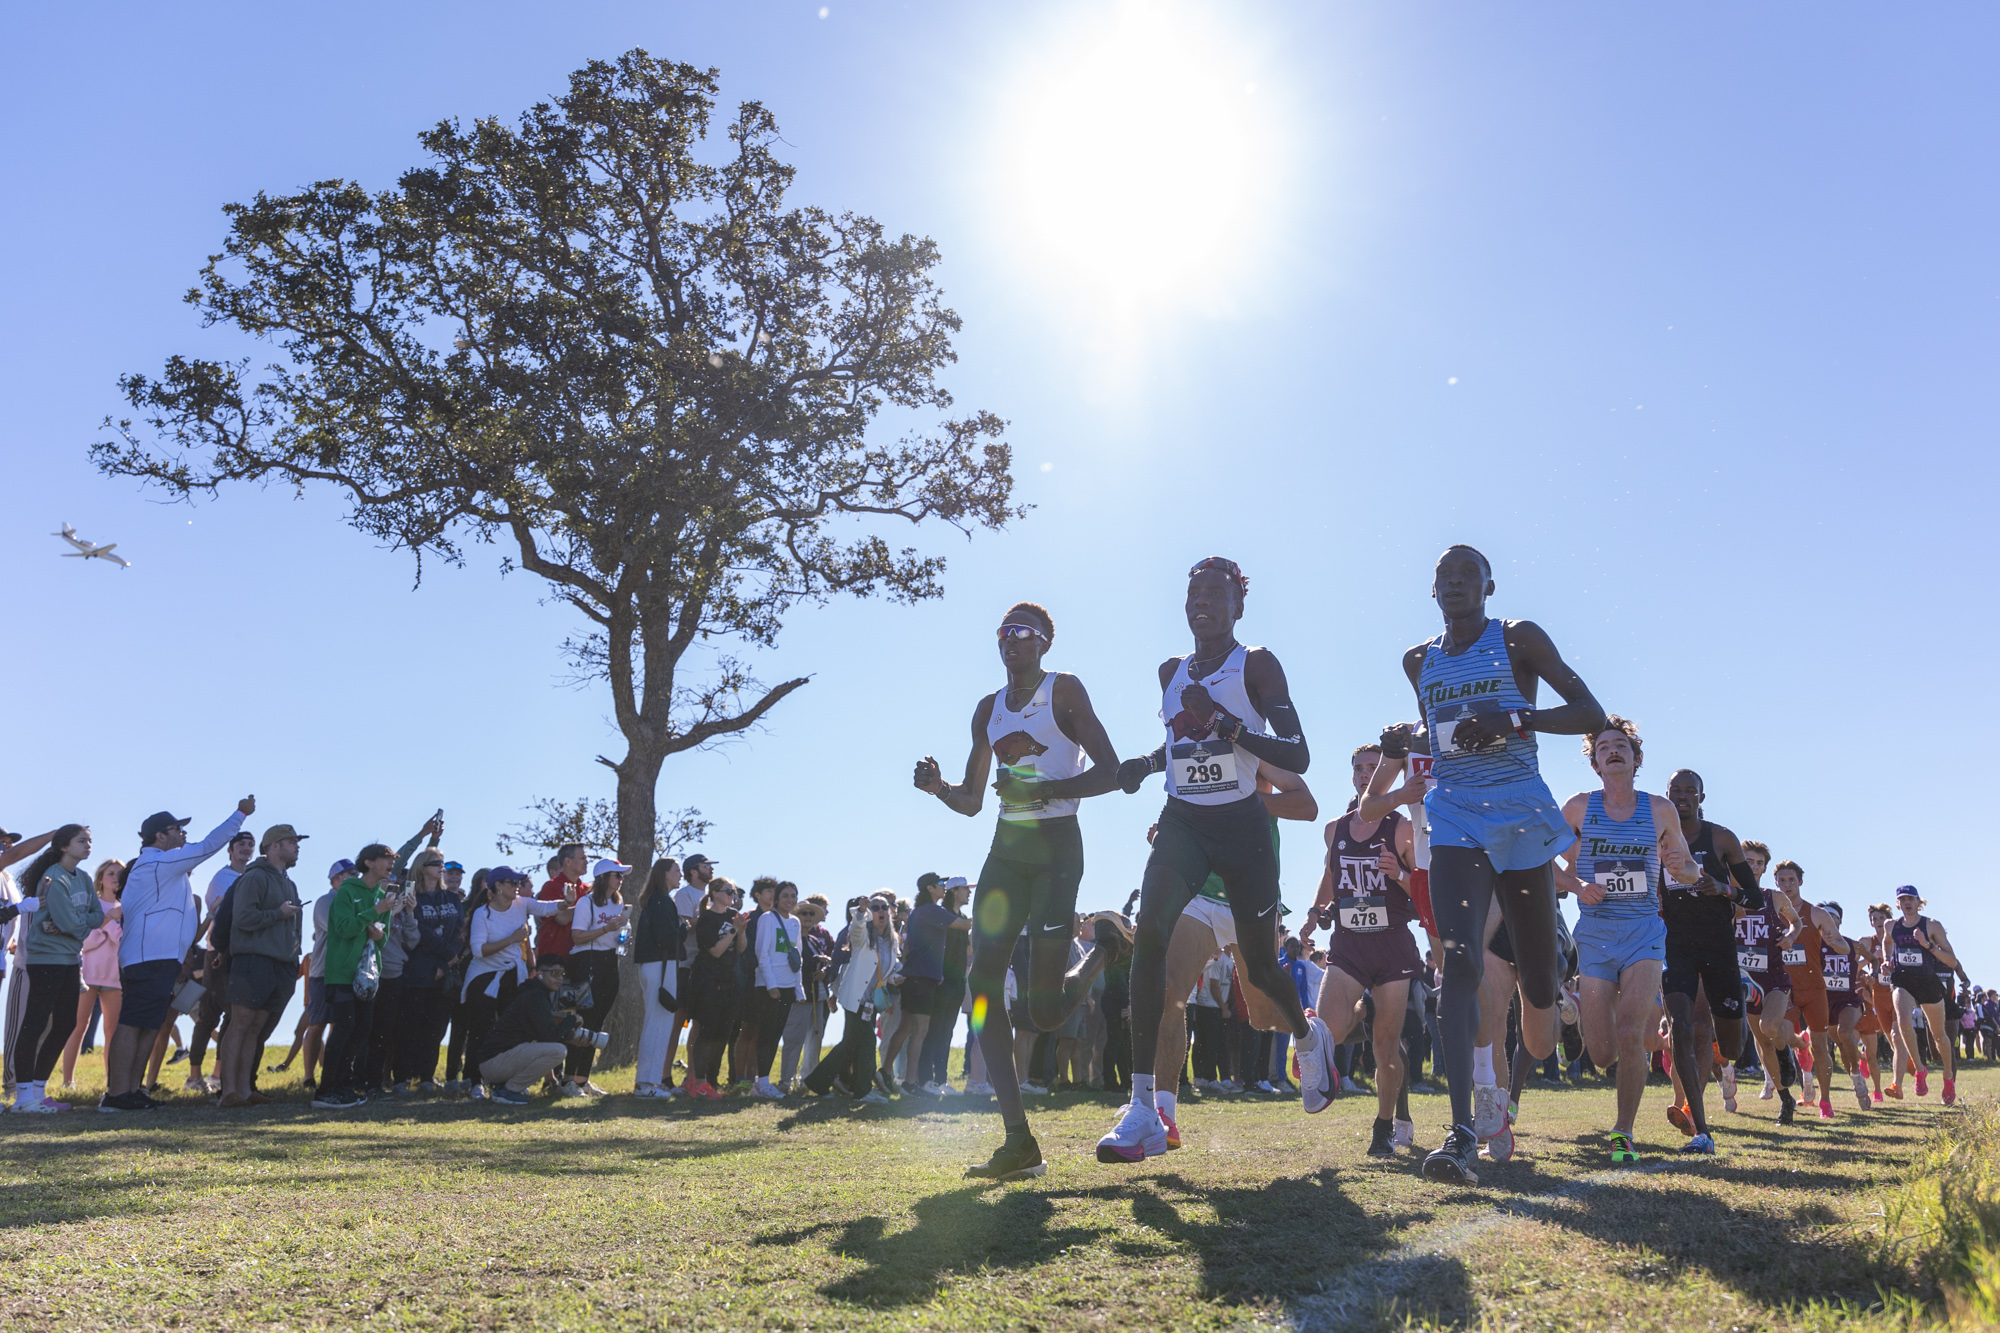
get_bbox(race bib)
[997,762,1048,818]
[1337,894,1389,933]
[1170,740,1241,797]
[1738,949,1768,972]
[1593,860,1648,897]
[1825,973,1851,992]
[1897,949,1926,968]
[1780,948,1807,967]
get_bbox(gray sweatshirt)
[230,858,304,962]
[25,864,105,965]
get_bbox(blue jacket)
[405,890,464,989]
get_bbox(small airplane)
[53,523,131,568]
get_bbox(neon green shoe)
[1608,1130,1640,1166]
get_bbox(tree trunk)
[601,742,668,1071]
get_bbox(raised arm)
[0,830,55,872]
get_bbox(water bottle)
[615,923,631,957]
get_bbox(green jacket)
[323,832,427,986]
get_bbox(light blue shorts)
[1426,778,1576,873]
[1574,910,1667,983]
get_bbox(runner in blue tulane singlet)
[1569,788,1670,984]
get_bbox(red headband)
[1188,556,1248,595]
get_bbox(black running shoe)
[1422,1124,1481,1185]
[137,1090,164,1110]
[1368,1118,1396,1158]
[1777,1088,1796,1126]
[965,1135,1047,1182]
[97,1092,145,1114]
[875,1069,898,1097]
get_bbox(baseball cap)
[917,871,943,891]
[327,857,356,881]
[488,865,530,885]
[260,824,309,852]
[0,828,19,845]
[683,853,716,872]
[139,811,191,842]
[442,861,464,873]
[592,857,633,877]
[941,876,972,892]
[1894,885,1921,899]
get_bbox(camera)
[571,1029,612,1051]
[552,981,595,1013]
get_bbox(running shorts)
[974,816,1085,945]
[1793,987,1830,1032]
[118,959,183,1032]
[1144,798,1280,920]
[306,975,328,1025]
[1574,911,1667,983]
[1826,990,1863,1024]
[1663,937,1744,1020]
[1489,920,1515,967]
[1324,923,1421,991]
[1178,894,1237,950]
[1892,968,1946,1006]
[1425,778,1576,873]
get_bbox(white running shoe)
[1473,1083,1507,1142]
[1095,1101,1169,1163]
[1297,1016,1336,1114]
[1852,1072,1871,1112]
[964,1081,994,1096]
[1020,1081,1050,1096]
[1800,1070,1816,1104]
[1392,1117,1415,1149]
[935,1081,964,1097]
[853,1089,891,1105]
[1482,1115,1515,1162]
[1340,1076,1367,1094]
[753,1078,785,1099]
[633,1085,667,1099]
[1760,1073,1776,1101]
[183,1075,208,1093]
[1720,1064,1738,1113]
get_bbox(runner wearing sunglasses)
[914,602,1133,1181]
[1098,556,1328,1165]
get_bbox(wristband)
[1217,714,1245,744]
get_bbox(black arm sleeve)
[1729,861,1763,911]
[1235,700,1309,774]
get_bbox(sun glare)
[990,3,1287,324]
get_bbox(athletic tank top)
[1821,936,1855,994]
[1575,789,1660,921]
[987,671,1085,823]
[1327,811,1412,936]
[1889,915,1944,976]
[1659,821,1734,944]
[1162,644,1265,806]
[1782,900,1825,994]
[1734,891,1787,975]
[1418,618,1539,787]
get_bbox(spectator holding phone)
[747,881,807,1099]
[459,866,573,1101]
[216,824,307,1106]
[685,878,747,1100]
[401,855,465,1092]
[803,894,897,1106]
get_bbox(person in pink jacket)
[60,859,126,1090]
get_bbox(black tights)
[1129,865,1306,1081]
[21,965,81,1083]
[1429,847,1562,1131]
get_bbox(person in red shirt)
[530,845,583,1094]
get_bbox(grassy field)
[2,1053,1994,1331]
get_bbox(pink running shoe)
[1942,1078,1956,1107]
[1817,1100,1834,1121]
[1915,1069,1930,1098]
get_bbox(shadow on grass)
[755,1167,1451,1318]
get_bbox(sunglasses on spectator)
[995,624,1047,643]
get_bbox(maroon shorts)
[1325,927,1422,992]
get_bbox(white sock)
[1296,1021,1321,1053]
[1157,1089,1178,1119]
[1473,1045,1496,1085]
[20,1081,44,1107]
[1131,1073,1156,1114]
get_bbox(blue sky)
[5,2,1996,1042]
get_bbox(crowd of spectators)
[0,808,1991,1113]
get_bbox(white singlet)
[987,671,1085,822]
[1161,643,1267,806]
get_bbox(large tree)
[96,50,1019,1058]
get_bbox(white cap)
[942,876,972,891]
[592,857,633,877]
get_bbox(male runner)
[1372,545,1607,1185]
[1858,903,1896,1101]
[913,601,1133,1180]
[1145,768,1317,1152]
[1772,860,1837,1119]
[1656,770,1761,1153]
[1553,717,1701,1165]
[1814,902,1872,1114]
[1882,888,1961,1106]
[1735,840,1804,1122]
[1102,556,1327,1163]
[1304,744,1421,1158]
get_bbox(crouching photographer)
[472,957,608,1106]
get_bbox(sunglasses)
[996,624,1048,643]
[443,863,464,872]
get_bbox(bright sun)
[990,2,1286,323]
